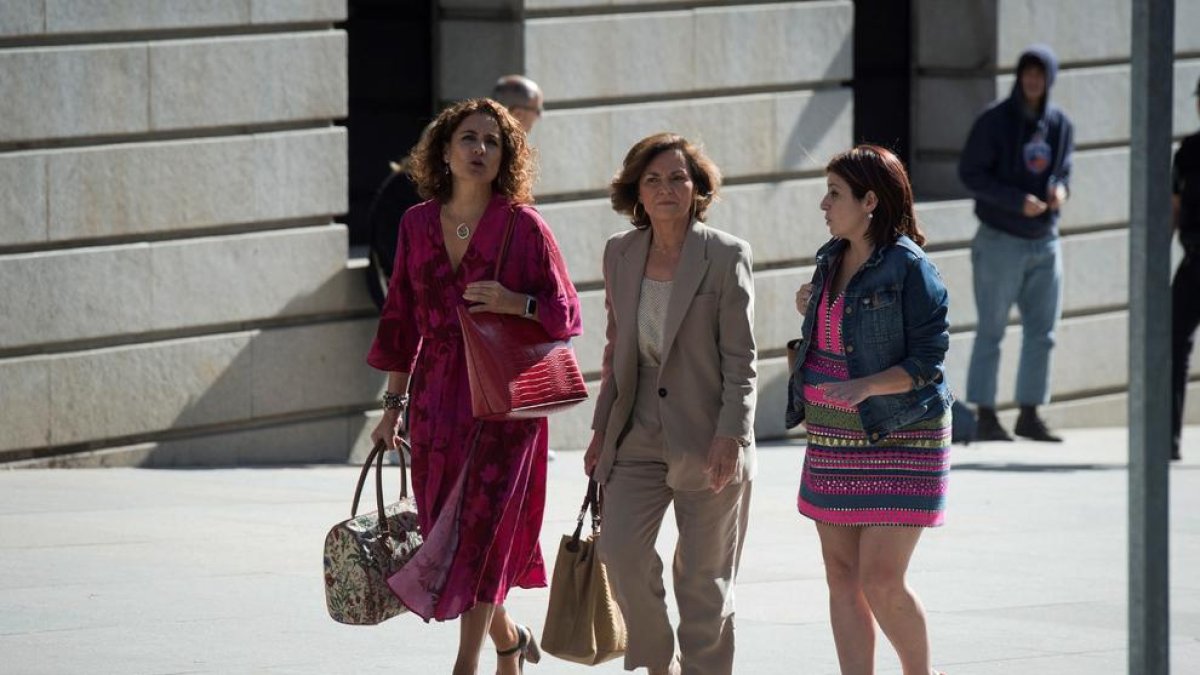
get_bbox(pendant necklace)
[455,222,471,240]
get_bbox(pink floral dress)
[367,194,582,620]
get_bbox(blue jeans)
[966,225,1063,407]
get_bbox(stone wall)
[0,1,381,466]
[6,0,1197,466]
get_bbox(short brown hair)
[407,98,535,204]
[610,133,721,229]
[826,144,925,247]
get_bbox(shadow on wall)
[14,265,384,469]
[782,32,854,171]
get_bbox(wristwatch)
[523,295,538,318]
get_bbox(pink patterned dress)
[367,194,582,620]
[797,283,951,527]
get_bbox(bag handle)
[350,438,413,541]
[492,207,519,283]
[567,479,602,552]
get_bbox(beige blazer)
[590,220,757,491]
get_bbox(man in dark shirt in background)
[1170,76,1200,462]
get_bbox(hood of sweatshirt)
[1009,44,1059,110]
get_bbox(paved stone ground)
[1,427,1197,674]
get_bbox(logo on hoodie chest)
[1023,130,1052,175]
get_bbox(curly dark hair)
[826,144,926,247]
[610,133,721,229]
[407,98,535,204]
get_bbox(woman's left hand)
[704,436,743,494]
[818,378,874,407]
[463,281,525,315]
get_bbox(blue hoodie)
[958,45,1075,239]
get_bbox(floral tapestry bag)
[323,439,422,625]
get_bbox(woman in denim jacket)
[785,145,951,675]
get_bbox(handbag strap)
[492,206,519,283]
[568,479,603,550]
[350,438,413,540]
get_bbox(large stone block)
[150,32,347,130]
[716,178,831,263]
[911,158,970,199]
[45,128,346,241]
[27,415,352,467]
[775,89,855,173]
[753,267,813,351]
[525,2,851,103]
[438,19,523,103]
[0,0,44,37]
[996,0,1129,67]
[0,152,47,246]
[919,0,1199,70]
[149,225,372,332]
[1059,147,1129,229]
[147,416,351,466]
[1175,59,1200,138]
[916,198,977,245]
[524,0,694,9]
[44,0,248,34]
[916,0,997,70]
[251,0,345,24]
[12,318,380,452]
[692,2,853,91]
[573,289,605,374]
[1061,229,1128,312]
[914,76,998,154]
[0,44,148,144]
[0,244,152,349]
[48,333,256,446]
[253,128,349,221]
[1181,1,1200,54]
[47,135,255,240]
[0,357,50,452]
[537,197,628,287]
[3,1,346,37]
[534,89,852,196]
[527,110,611,197]
[250,319,380,418]
[526,12,695,102]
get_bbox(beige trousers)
[598,367,752,675]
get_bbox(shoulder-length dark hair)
[610,133,721,229]
[407,98,535,204]
[826,144,925,247]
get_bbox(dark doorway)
[853,0,912,166]
[341,0,435,247]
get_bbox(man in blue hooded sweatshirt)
[959,45,1075,442]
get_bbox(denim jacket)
[785,235,953,440]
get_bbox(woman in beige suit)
[584,133,757,675]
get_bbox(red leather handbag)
[457,209,588,421]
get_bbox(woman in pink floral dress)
[367,98,582,675]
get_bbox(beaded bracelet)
[382,391,408,410]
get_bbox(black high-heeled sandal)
[496,624,541,674]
